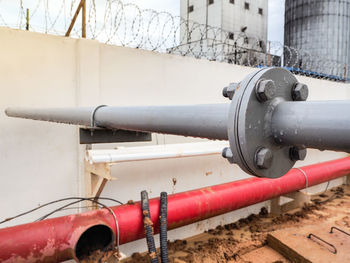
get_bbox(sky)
[267,0,285,42]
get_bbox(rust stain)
[143,217,153,227]
[172,178,177,186]
[3,247,74,263]
[149,252,157,259]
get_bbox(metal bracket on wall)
[79,128,152,144]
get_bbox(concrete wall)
[0,27,349,259]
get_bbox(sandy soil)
[122,185,349,263]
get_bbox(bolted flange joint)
[255,79,276,102]
[255,147,273,169]
[289,146,307,161]
[223,83,239,100]
[292,83,308,101]
[228,67,301,178]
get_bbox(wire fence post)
[267,41,271,67]
[65,0,85,37]
[186,0,190,42]
[205,0,208,39]
[344,64,347,82]
[82,0,86,38]
[25,8,29,31]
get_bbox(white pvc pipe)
[86,141,229,163]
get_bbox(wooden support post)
[85,160,116,209]
[65,0,85,37]
[25,8,29,31]
[346,174,350,185]
[271,191,311,215]
[82,0,86,38]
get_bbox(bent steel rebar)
[307,233,337,254]
[5,67,350,178]
[330,226,350,237]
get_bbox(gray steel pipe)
[5,104,230,140]
[5,68,350,178]
[272,101,350,152]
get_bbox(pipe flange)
[228,67,300,178]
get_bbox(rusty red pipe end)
[0,211,116,263]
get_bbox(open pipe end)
[74,224,116,263]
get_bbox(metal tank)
[284,0,350,78]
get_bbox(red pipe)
[1,157,350,263]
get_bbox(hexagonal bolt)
[255,79,276,102]
[222,147,233,158]
[292,83,309,101]
[222,83,239,100]
[255,147,273,169]
[222,147,235,164]
[289,146,307,161]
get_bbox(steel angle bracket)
[79,128,151,144]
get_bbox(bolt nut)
[255,147,273,169]
[292,83,308,101]
[222,147,235,164]
[255,79,276,102]
[222,147,233,158]
[289,146,307,161]
[223,83,239,100]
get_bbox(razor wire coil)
[0,0,348,81]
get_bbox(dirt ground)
[122,184,350,263]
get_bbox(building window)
[259,40,264,48]
[258,8,263,15]
[229,0,234,4]
[229,32,234,40]
[208,0,214,5]
[188,5,194,13]
[244,37,249,44]
[244,2,249,10]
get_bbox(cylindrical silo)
[284,0,350,78]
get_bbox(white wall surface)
[0,27,349,259]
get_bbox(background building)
[284,0,350,77]
[178,0,268,65]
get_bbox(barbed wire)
[0,0,348,81]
